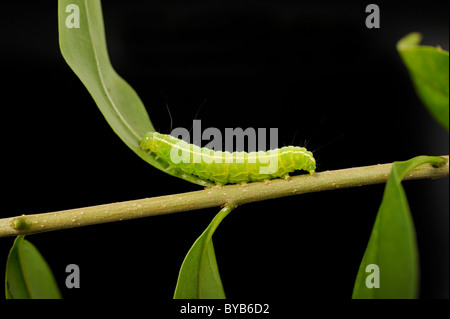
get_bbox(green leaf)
[174,206,234,299]
[397,32,449,130]
[5,236,62,299]
[352,156,447,299]
[58,0,212,187]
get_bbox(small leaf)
[174,206,234,299]
[352,156,447,299]
[5,236,62,299]
[397,32,449,130]
[58,0,211,187]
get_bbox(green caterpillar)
[140,132,316,185]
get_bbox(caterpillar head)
[140,132,159,153]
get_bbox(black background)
[0,0,448,308]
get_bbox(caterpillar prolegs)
[140,132,316,185]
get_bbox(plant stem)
[0,156,448,238]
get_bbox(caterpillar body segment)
[140,132,316,185]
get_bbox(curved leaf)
[58,0,212,187]
[5,236,62,299]
[352,156,447,299]
[174,206,234,299]
[397,33,449,130]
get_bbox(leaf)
[58,0,212,187]
[5,236,62,299]
[352,156,447,299]
[397,32,449,130]
[174,206,234,299]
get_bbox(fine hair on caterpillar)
[140,121,316,185]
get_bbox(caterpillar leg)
[283,174,291,182]
[164,166,176,172]
[263,179,272,185]
[237,181,248,188]
[164,165,186,177]
[213,183,223,189]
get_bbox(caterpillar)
[140,132,316,185]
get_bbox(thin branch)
[0,156,448,238]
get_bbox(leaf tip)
[397,32,422,51]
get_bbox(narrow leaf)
[174,206,234,299]
[397,32,449,130]
[352,156,447,299]
[58,0,211,187]
[5,236,62,299]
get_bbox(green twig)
[0,156,448,238]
